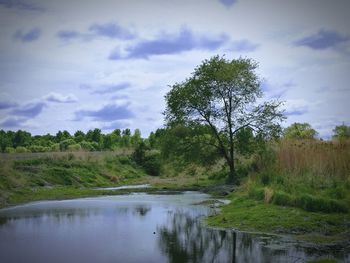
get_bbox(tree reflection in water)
[158,208,235,263]
[156,208,319,263]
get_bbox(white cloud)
[0,0,349,137]
[44,92,78,103]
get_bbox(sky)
[0,0,349,139]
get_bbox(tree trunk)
[227,157,235,184]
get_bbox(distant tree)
[121,129,131,147]
[131,129,142,146]
[332,124,350,140]
[62,130,71,139]
[55,130,71,142]
[91,128,102,143]
[74,130,85,143]
[122,128,131,136]
[283,123,317,140]
[0,130,12,152]
[165,56,284,183]
[13,130,32,148]
[102,134,115,150]
[55,131,64,142]
[132,141,148,165]
[112,129,121,137]
[147,132,156,148]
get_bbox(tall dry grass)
[275,139,350,179]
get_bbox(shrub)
[142,152,161,176]
[29,145,46,152]
[4,147,15,153]
[59,139,76,151]
[248,186,265,201]
[208,168,228,180]
[15,146,28,153]
[50,143,60,152]
[67,144,81,151]
[80,141,94,151]
[260,171,271,186]
[272,191,294,206]
[116,155,134,166]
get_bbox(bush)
[208,168,228,180]
[15,146,28,153]
[29,145,47,152]
[50,143,60,152]
[80,141,94,151]
[67,144,81,151]
[272,191,294,206]
[59,139,76,151]
[4,147,15,153]
[116,156,134,166]
[260,171,271,186]
[142,152,161,176]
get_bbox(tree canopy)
[164,55,284,182]
[283,123,317,140]
[332,124,350,140]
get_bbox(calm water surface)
[0,192,348,263]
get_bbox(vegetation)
[0,151,147,207]
[164,56,284,183]
[283,122,318,139]
[207,192,350,243]
[332,124,350,140]
[0,56,349,247]
[0,128,143,153]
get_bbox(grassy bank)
[1,140,349,247]
[208,139,350,244]
[207,191,350,244]
[0,151,216,208]
[0,151,146,207]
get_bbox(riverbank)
[206,189,350,251]
[1,150,349,252]
[4,179,350,249]
[0,151,216,208]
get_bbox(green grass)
[0,152,147,207]
[207,191,350,244]
[0,151,221,208]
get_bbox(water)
[0,192,348,263]
[94,184,151,190]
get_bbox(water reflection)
[0,193,348,263]
[133,205,151,217]
[158,209,235,263]
[157,208,349,263]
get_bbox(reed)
[275,139,350,179]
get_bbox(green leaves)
[283,123,318,140]
[164,55,284,182]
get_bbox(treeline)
[0,123,349,154]
[0,128,162,153]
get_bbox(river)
[0,191,347,262]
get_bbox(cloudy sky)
[0,0,349,138]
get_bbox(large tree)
[164,56,284,183]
